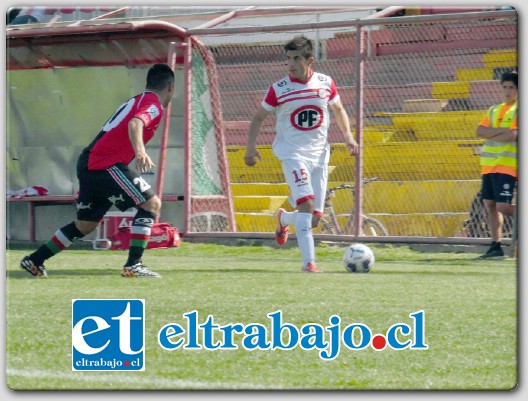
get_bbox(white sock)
[296,212,315,267]
[280,210,298,226]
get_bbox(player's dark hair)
[284,35,313,59]
[146,64,175,90]
[501,70,518,88]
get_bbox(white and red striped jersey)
[261,70,340,163]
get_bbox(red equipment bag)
[110,222,181,250]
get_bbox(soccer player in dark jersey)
[20,63,175,278]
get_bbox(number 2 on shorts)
[133,176,152,193]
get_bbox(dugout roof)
[6,21,188,70]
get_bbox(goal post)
[6,21,237,241]
[185,36,237,234]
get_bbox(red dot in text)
[372,334,387,350]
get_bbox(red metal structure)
[7,19,236,237]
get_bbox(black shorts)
[76,163,156,222]
[480,173,517,204]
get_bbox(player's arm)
[245,105,270,166]
[493,129,518,142]
[477,125,518,142]
[129,117,155,173]
[330,99,358,156]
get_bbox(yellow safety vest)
[480,102,517,177]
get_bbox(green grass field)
[5,241,517,391]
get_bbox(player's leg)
[297,198,320,273]
[122,196,161,277]
[274,207,293,245]
[20,171,107,277]
[492,174,517,257]
[282,159,320,272]
[274,160,298,245]
[301,161,327,272]
[479,173,512,259]
[483,199,503,243]
[20,221,91,277]
[275,159,327,242]
[310,162,328,229]
[510,204,518,258]
[107,165,161,278]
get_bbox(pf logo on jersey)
[291,105,324,131]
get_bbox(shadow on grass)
[149,267,512,277]
[7,263,515,279]
[6,269,124,279]
[378,258,517,265]
[422,257,516,263]
[171,268,298,274]
[366,270,509,277]
[7,267,289,278]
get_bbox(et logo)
[72,299,145,371]
[291,105,324,131]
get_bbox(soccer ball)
[342,243,375,273]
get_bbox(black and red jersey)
[78,92,163,171]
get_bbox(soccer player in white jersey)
[244,35,358,272]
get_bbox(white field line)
[7,368,280,390]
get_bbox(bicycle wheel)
[318,217,338,235]
[362,216,389,236]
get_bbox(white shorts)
[282,158,328,215]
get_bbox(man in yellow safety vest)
[476,70,518,259]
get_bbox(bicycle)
[319,177,389,236]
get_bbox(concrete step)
[235,212,277,233]
[233,211,469,237]
[366,212,469,237]
[233,195,289,213]
[455,67,495,81]
[482,49,517,68]
[228,179,480,214]
[373,111,484,140]
[229,164,337,183]
[432,81,471,99]
[228,141,483,182]
[363,180,481,214]
[330,141,482,181]
[231,183,290,196]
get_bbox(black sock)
[125,208,156,267]
[31,222,84,264]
